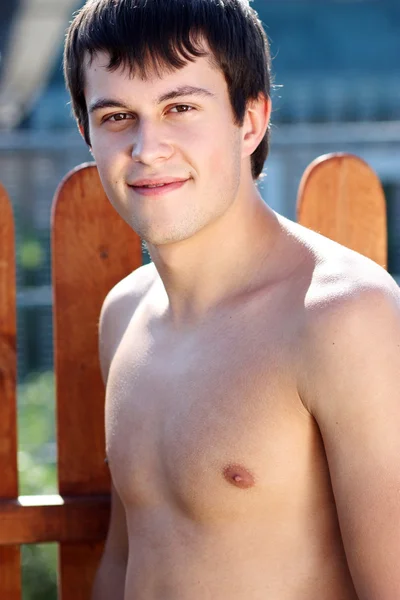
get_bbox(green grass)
[18,371,58,600]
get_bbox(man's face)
[84,51,248,245]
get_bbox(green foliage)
[18,239,45,271]
[18,371,57,496]
[18,371,58,600]
[21,545,58,600]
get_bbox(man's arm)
[92,281,131,600]
[92,264,157,599]
[92,482,129,600]
[300,277,400,600]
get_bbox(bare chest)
[105,308,328,521]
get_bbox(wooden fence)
[0,154,387,598]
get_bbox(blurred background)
[0,0,399,597]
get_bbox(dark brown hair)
[64,0,272,179]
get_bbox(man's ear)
[241,94,271,159]
[78,122,85,139]
[78,121,93,155]
[78,122,90,145]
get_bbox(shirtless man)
[63,1,400,598]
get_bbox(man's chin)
[128,211,211,247]
[139,225,201,248]
[142,232,192,247]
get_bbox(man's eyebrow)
[88,98,131,114]
[88,86,216,115]
[157,86,216,103]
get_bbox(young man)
[64,1,400,598]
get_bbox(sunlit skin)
[84,50,283,323]
[85,47,400,600]
[86,54,262,241]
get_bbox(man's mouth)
[129,178,189,196]
[138,183,170,188]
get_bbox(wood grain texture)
[58,543,105,600]
[0,495,110,545]
[0,183,20,598]
[297,153,387,268]
[0,547,21,599]
[51,164,142,599]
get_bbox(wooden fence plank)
[0,183,20,598]
[0,547,21,599]
[297,153,387,268]
[0,495,109,545]
[51,164,142,599]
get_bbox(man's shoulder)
[304,239,397,322]
[100,262,158,317]
[283,218,395,315]
[296,239,400,414]
[289,219,398,345]
[98,263,158,381]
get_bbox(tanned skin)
[83,49,400,600]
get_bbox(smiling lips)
[130,177,189,196]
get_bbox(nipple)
[223,464,255,489]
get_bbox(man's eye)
[170,105,194,114]
[106,113,133,122]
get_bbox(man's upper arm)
[97,285,132,564]
[98,264,156,384]
[91,482,128,599]
[301,281,400,600]
[103,481,129,562]
[98,284,129,386]
[97,266,157,561]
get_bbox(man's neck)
[147,190,283,327]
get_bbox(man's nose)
[131,120,173,165]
